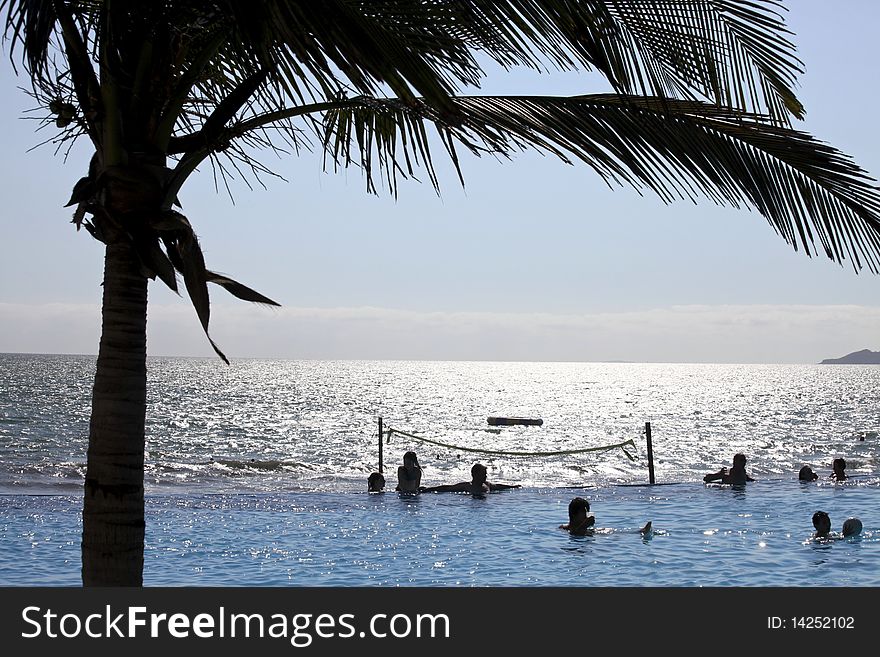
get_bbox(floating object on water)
[487,416,543,427]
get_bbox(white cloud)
[0,301,876,363]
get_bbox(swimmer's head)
[733,453,747,467]
[368,472,385,492]
[812,510,831,536]
[842,518,863,537]
[471,463,488,484]
[403,451,420,468]
[568,497,590,522]
[798,466,818,481]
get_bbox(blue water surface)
[1,481,876,586]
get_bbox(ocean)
[1,353,878,585]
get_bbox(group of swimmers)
[702,453,863,538]
[367,451,521,495]
[812,511,863,539]
[798,458,848,482]
[368,450,865,538]
[801,458,862,539]
[702,452,866,540]
[703,453,850,484]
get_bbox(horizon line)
[0,350,858,366]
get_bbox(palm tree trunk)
[81,241,148,586]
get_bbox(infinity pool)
[1,481,877,586]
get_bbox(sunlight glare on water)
[1,355,878,493]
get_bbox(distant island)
[820,349,880,364]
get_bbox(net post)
[378,416,384,474]
[645,421,655,484]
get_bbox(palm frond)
[418,1,804,123]
[206,271,280,306]
[2,0,57,77]
[206,0,805,132]
[597,0,804,122]
[321,94,880,271]
[4,1,805,155]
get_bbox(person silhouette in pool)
[559,497,595,535]
[812,510,832,538]
[831,458,848,481]
[798,465,818,482]
[703,453,755,484]
[395,451,422,493]
[842,517,863,537]
[421,463,520,494]
[559,497,652,536]
[367,472,385,492]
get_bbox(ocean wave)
[208,458,319,472]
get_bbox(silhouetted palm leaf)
[320,94,880,270]
[206,271,282,307]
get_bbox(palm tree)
[3,1,880,585]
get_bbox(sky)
[1,1,879,363]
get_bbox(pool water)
[1,481,876,586]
